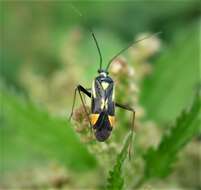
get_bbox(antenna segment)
[106,32,162,71]
[71,5,103,71]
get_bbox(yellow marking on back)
[101,98,105,110]
[101,82,109,90]
[108,116,115,127]
[105,99,108,109]
[101,98,108,110]
[112,87,115,101]
[90,114,99,125]
[92,80,96,98]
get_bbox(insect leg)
[69,85,93,136]
[78,85,91,97]
[77,86,94,135]
[69,85,91,121]
[115,102,136,160]
[77,87,92,128]
[83,88,91,103]
[69,87,78,121]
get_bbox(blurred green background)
[1,1,200,189]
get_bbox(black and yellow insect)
[69,7,160,156]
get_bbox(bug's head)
[98,69,109,77]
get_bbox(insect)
[69,7,160,157]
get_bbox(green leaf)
[0,89,97,172]
[143,91,201,180]
[106,132,132,190]
[140,23,200,123]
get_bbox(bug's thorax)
[92,71,114,100]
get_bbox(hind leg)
[115,102,136,160]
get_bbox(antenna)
[71,5,103,71]
[105,32,162,72]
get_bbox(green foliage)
[106,133,132,190]
[141,22,200,123]
[0,89,97,172]
[1,2,200,189]
[143,92,201,180]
